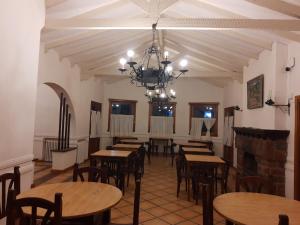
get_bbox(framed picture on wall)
[247,74,264,109]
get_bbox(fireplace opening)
[243,152,257,176]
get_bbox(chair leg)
[177,181,181,197]
[127,173,130,187]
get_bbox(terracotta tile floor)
[34,155,229,225]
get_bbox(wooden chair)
[279,214,289,225]
[236,173,265,193]
[73,163,108,183]
[215,159,230,194]
[150,138,159,155]
[127,147,145,186]
[0,166,20,219]
[104,146,119,185]
[6,189,62,225]
[175,156,190,198]
[111,171,142,225]
[170,142,176,167]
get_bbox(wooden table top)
[120,139,145,144]
[18,182,122,219]
[175,141,207,147]
[182,147,212,153]
[91,150,132,158]
[213,192,300,225]
[113,144,141,150]
[185,154,224,164]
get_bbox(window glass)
[189,103,219,136]
[111,103,133,115]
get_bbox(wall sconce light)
[234,105,243,111]
[265,98,290,115]
[285,57,295,72]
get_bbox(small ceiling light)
[166,66,173,73]
[127,50,135,58]
[180,59,188,68]
[160,92,166,98]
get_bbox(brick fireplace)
[234,127,289,196]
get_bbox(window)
[148,102,176,133]
[189,102,219,136]
[108,99,137,132]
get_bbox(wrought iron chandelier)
[118,23,188,101]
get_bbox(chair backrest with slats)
[0,166,20,219]
[6,189,62,225]
[236,173,265,193]
[73,163,108,183]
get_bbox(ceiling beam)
[166,32,248,66]
[244,0,300,18]
[166,39,242,72]
[174,30,258,59]
[130,0,179,17]
[45,18,300,30]
[193,0,300,42]
[72,0,126,19]
[46,0,67,8]
[59,31,147,58]
[45,31,104,50]
[80,41,151,75]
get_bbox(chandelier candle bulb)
[166,66,173,73]
[164,51,169,60]
[180,59,188,68]
[127,50,135,58]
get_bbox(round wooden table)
[213,192,300,225]
[18,182,122,219]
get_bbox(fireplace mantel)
[233,127,290,140]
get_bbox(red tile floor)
[34,155,230,225]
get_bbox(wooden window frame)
[148,102,177,133]
[107,98,137,132]
[189,102,219,137]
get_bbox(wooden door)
[294,96,300,200]
[224,107,235,166]
[88,101,102,157]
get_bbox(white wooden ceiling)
[43,0,300,87]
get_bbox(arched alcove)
[33,82,77,159]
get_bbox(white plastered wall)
[0,2,45,224]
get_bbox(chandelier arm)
[174,72,183,79]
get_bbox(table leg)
[117,162,126,194]
[101,209,111,225]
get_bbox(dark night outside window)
[189,103,219,136]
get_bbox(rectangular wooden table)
[185,154,224,164]
[185,154,224,202]
[90,150,133,193]
[182,147,213,155]
[112,143,141,151]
